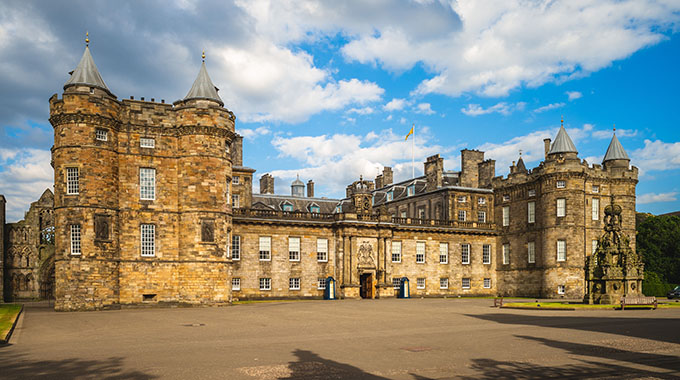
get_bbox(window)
[592,185,599,193]
[232,278,240,291]
[95,128,108,141]
[289,237,300,261]
[461,243,471,264]
[418,208,426,219]
[528,201,535,223]
[502,244,510,265]
[483,278,491,289]
[528,241,536,263]
[289,278,300,290]
[458,210,466,221]
[528,189,536,197]
[70,224,81,255]
[457,196,466,203]
[483,244,491,264]
[592,239,598,254]
[387,190,394,201]
[557,285,565,295]
[259,278,271,291]
[317,238,328,262]
[232,176,240,184]
[141,224,155,257]
[478,211,486,223]
[317,278,327,290]
[232,195,239,208]
[556,198,566,217]
[556,180,566,188]
[440,278,449,289]
[416,241,425,263]
[400,210,407,218]
[502,206,510,226]
[391,241,402,263]
[140,137,155,148]
[439,243,449,264]
[407,184,415,196]
[310,205,320,213]
[592,198,599,220]
[225,140,230,154]
[140,168,156,200]
[282,203,293,212]
[478,197,486,205]
[392,277,401,290]
[259,236,271,261]
[231,235,241,260]
[557,240,566,262]
[66,167,79,195]
[503,195,510,202]
[462,278,471,289]
[417,278,425,289]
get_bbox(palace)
[1,43,638,310]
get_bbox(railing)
[357,214,379,221]
[390,217,495,230]
[233,208,335,221]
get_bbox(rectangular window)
[289,237,300,261]
[458,210,466,221]
[95,128,108,141]
[478,211,486,223]
[457,196,466,203]
[556,180,566,188]
[502,244,510,265]
[259,236,271,261]
[557,240,566,262]
[317,238,328,262]
[592,198,599,220]
[462,278,471,289]
[478,197,486,205]
[556,198,566,217]
[528,201,535,223]
[416,241,426,263]
[483,244,491,264]
[439,243,449,264]
[317,278,327,290]
[387,191,394,201]
[140,137,155,148]
[140,224,155,257]
[283,203,293,212]
[232,195,240,208]
[391,241,402,263]
[417,278,425,289]
[528,189,536,197]
[392,277,401,289]
[440,278,449,289]
[528,241,536,264]
[259,278,271,291]
[592,185,599,193]
[503,195,510,202]
[232,278,240,291]
[483,278,491,289]
[231,235,241,260]
[418,208,426,219]
[558,285,565,295]
[407,184,415,196]
[66,167,79,195]
[289,278,300,290]
[70,224,81,255]
[502,206,510,226]
[310,205,320,213]
[140,168,156,200]
[232,176,240,184]
[400,210,407,218]
[592,239,598,254]
[461,243,471,264]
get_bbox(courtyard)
[1,298,679,379]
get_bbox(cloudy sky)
[1,0,679,221]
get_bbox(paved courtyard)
[1,298,679,379]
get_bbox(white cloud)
[638,192,678,204]
[0,148,53,222]
[346,106,375,115]
[592,128,637,139]
[461,102,525,116]
[566,91,583,101]
[238,126,271,140]
[383,98,410,112]
[631,139,680,172]
[415,102,435,115]
[533,102,565,113]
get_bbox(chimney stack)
[260,174,274,194]
[231,134,244,167]
[307,180,315,198]
[544,138,551,159]
[382,167,393,186]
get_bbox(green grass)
[0,304,22,340]
[503,301,680,310]
[232,299,318,305]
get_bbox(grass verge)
[503,302,680,310]
[1,304,22,342]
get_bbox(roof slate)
[603,133,630,162]
[548,125,578,154]
[184,61,223,106]
[64,46,110,92]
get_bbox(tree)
[637,214,680,295]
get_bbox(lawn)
[502,301,680,310]
[0,304,22,341]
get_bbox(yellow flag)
[405,124,414,141]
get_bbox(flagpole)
[412,123,415,178]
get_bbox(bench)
[621,296,657,310]
[494,297,504,307]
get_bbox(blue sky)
[0,0,679,221]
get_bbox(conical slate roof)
[603,133,629,162]
[184,61,223,106]
[516,156,527,172]
[291,174,304,186]
[64,46,110,92]
[548,125,578,154]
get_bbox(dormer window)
[95,129,108,141]
[335,204,342,213]
[407,184,415,196]
[282,203,293,212]
[310,204,320,213]
[387,190,394,201]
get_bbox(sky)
[0,0,679,222]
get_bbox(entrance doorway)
[360,272,375,299]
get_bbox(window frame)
[391,241,402,263]
[140,224,155,257]
[232,176,240,185]
[66,167,79,195]
[478,197,486,205]
[592,198,599,220]
[70,224,81,255]
[440,278,449,289]
[557,285,566,295]
[95,128,108,141]
[231,278,241,291]
[461,243,471,265]
[556,198,566,217]
[502,243,510,265]
[259,278,271,291]
[416,278,426,289]
[140,137,155,148]
[458,210,466,222]
[478,211,486,223]
[439,242,449,264]
[482,244,491,264]
[528,201,535,224]
[483,278,491,289]
[502,206,510,226]
[557,240,566,262]
[316,238,328,262]
[528,241,536,264]
[592,239,598,254]
[556,180,566,188]
[231,235,241,261]
[317,278,327,290]
[288,237,301,262]
[232,194,240,208]
[407,184,415,196]
[289,278,301,290]
[392,277,401,290]
[259,236,272,261]
[416,241,426,263]
[139,167,156,201]
[462,278,471,289]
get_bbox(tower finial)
[519,149,523,157]
[202,50,205,62]
[613,124,616,132]
[561,115,564,127]
[85,31,89,47]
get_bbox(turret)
[291,175,305,197]
[547,118,578,161]
[602,130,630,169]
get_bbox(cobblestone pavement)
[1,298,679,379]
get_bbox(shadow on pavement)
[466,313,680,344]
[0,352,156,379]
[278,349,389,379]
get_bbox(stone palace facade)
[1,44,638,310]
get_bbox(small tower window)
[96,129,108,141]
[556,180,566,188]
[140,138,155,148]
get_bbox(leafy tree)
[637,213,680,295]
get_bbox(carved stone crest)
[95,214,110,241]
[357,241,375,267]
[201,220,215,242]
